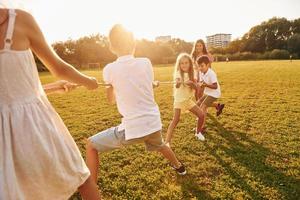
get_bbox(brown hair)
[191,39,208,62]
[197,55,210,65]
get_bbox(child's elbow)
[51,63,69,78]
[212,83,218,90]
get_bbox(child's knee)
[86,139,96,151]
[200,105,207,112]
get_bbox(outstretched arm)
[43,80,78,95]
[20,10,98,90]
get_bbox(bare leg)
[157,145,181,168]
[78,176,101,200]
[196,87,204,101]
[189,105,205,133]
[212,102,219,109]
[199,105,208,130]
[165,109,181,145]
[86,140,99,183]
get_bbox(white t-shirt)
[200,68,221,98]
[103,55,162,140]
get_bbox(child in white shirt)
[86,25,187,185]
[195,55,221,138]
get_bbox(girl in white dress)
[0,8,101,199]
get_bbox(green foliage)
[287,33,300,57]
[214,50,293,61]
[212,17,300,57]
[269,49,290,59]
[40,61,300,199]
[52,34,116,68]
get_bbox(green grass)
[41,60,300,200]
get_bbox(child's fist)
[85,77,99,90]
[185,80,194,87]
[175,81,181,88]
[199,81,207,88]
[62,81,78,92]
[153,80,160,88]
[54,80,78,93]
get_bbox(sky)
[1,0,300,43]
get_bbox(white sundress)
[0,9,90,200]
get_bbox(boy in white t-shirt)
[195,55,222,139]
[86,25,186,185]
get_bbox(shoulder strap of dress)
[4,9,17,50]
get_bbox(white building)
[155,35,171,43]
[206,34,231,48]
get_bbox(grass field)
[41,60,300,200]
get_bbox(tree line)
[211,17,300,61]
[36,17,300,71]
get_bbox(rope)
[97,82,111,86]
[157,81,176,84]
[96,81,176,87]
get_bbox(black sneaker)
[216,104,225,116]
[171,163,187,175]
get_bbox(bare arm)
[43,84,62,94]
[43,80,78,95]
[105,86,115,105]
[21,10,98,90]
[202,82,218,90]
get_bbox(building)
[155,35,171,43]
[206,33,231,48]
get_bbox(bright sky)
[1,0,300,43]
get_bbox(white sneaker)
[195,132,205,141]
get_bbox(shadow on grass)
[176,174,213,200]
[205,114,300,199]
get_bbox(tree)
[287,33,300,56]
[167,38,193,55]
[291,18,300,34]
[224,39,243,54]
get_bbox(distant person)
[165,53,205,144]
[86,24,187,188]
[290,55,293,62]
[226,57,229,62]
[0,8,101,199]
[195,55,222,136]
[191,39,225,116]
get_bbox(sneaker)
[216,104,225,117]
[195,132,205,141]
[171,163,187,175]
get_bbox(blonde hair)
[109,24,135,54]
[174,53,194,83]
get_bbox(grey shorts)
[88,127,165,152]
